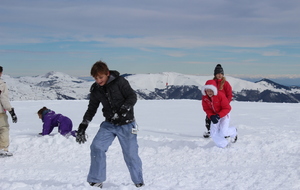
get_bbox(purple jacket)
[41,110,73,136]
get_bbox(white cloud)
[262,50,285,56]
[1,0,300,47]
[1,0,300,76]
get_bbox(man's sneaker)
[89,182,103,188]
[0,149,13,157]
[203,131,210,138]
[135,183,145,188]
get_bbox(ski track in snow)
[1,100,300,190]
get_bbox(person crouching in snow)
[37,107,76,137]
[201,80,237,148]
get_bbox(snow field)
[1,100,300,190]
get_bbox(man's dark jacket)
[83,70,137,125]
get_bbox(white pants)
[0,113,9,150]
[210,113,237,148]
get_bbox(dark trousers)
[205,116,211,131]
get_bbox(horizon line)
[3,71,300,79]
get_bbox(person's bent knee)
[90,142,107,153]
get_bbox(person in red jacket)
[203,64,233,138]
[201,80,237,148]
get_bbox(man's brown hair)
[90,61,109,77]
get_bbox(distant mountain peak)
[256,78,290,90]
[43,71,70,78]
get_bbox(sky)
[1,0,300,78]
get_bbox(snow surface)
[1,100,300,190]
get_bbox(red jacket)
[215,79,233,102]
[202,92,231,118]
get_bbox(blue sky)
[1,0,300,78]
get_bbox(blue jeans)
[87,121,144,184]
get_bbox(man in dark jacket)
[76,61,144,188]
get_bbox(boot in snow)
[231,128,238,143]
[231,135,238,143]
[89,182,103,188]
[203,131,210,138]
[135,183,145,188]
[0,149,13,157]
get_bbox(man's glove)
[111,105,131,125]
[210,114,220,124]
[118,105,131,117]
[76,122,88,144]
[111,112,121,125]
[9,108,17,123]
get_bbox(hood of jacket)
[106,70,120,85]
[201,80,218,96]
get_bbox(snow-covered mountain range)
[3,71,300,103]
[3,71,92,101]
